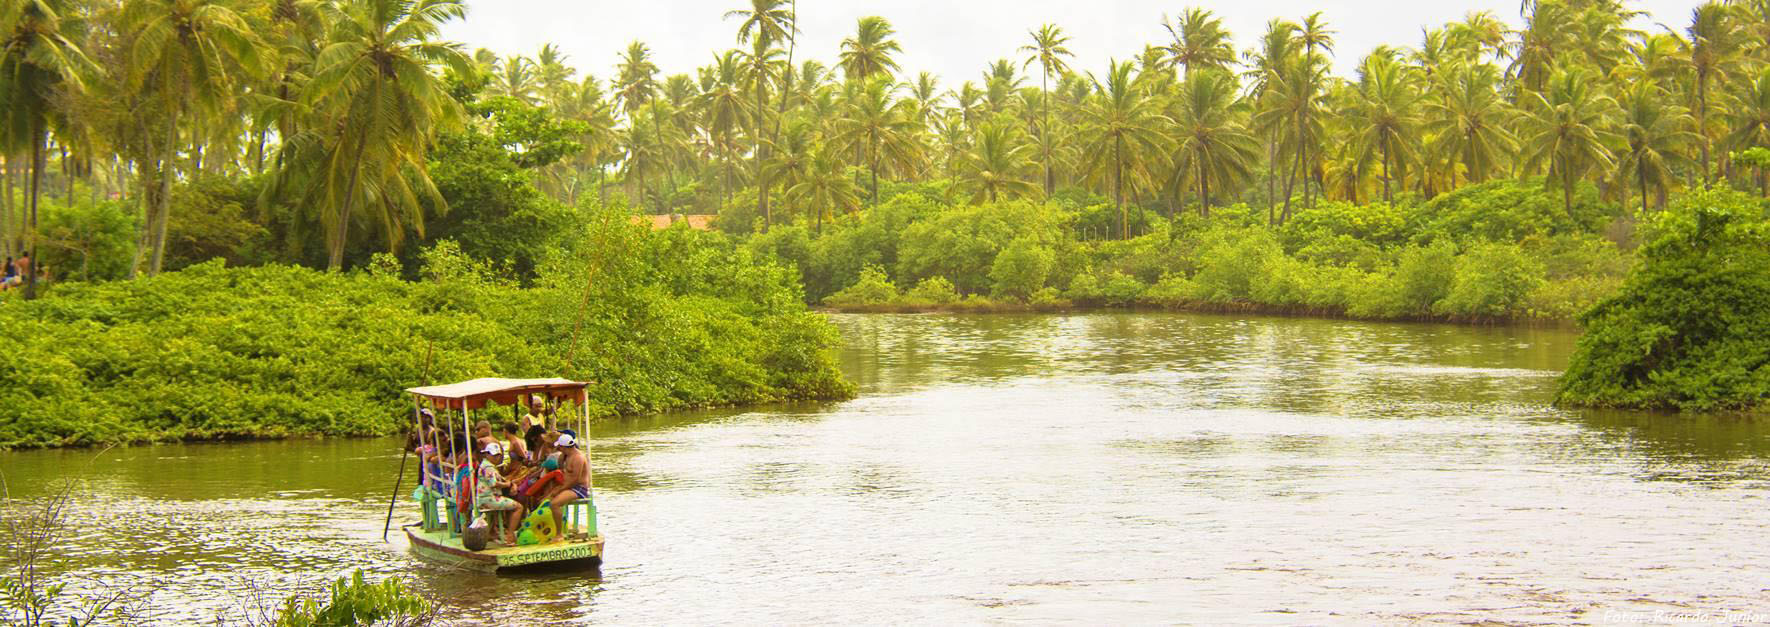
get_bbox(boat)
[398,377,604,571]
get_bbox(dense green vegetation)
[754,179,1631,321]
[0,209,851,448]
[3,0,1770,414]
[1559,188,1770,410]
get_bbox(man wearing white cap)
[476,441,526,545]
[546,429,590,541]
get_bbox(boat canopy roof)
[406,377,589,410]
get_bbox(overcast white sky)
[441,1,1707,87]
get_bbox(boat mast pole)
[581,388,592,491]
[464,403,478,531]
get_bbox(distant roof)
[406,378,588,410]
[631,214,715,231]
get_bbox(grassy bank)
[0,210,852,449]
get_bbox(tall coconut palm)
[1077,60,1169,238]
[1019,23,1072,195]
[1725,67,1770,194]
[839,16,901,83]
[1617,82,1696,211]
[954,116,1039,203]
[785,144,858,229]
[493,55,539,104]
[122,0,269,275]
[1346,52,1421,203]
[0,0,93,297]
[1162,8,1236,78]
[1169,70,1260,215]
[829,76,922,205]
[725,0,794,228]
[1683,2,1744,184]
[273,0,471,271]
[698,49,751,206]
[1521,66,1620,216]
[1422,63,1517,186]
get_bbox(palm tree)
[273,0,471,271]
[1077,60,1169,238]
[1725,67,1770,195]
[122,0,269,276]
[1019,24,1073,196]
[829,76,922,205]
[493,55,539,104]
[698,49,751,206]
[764,116,814,224]
[785,145,859,229]
[533,43,574,96]
[1162,8,1236,78]
[1683,2,1744,184]
[1169,70,1259,214]
[726,0,795,228]
[1422,63,1517,186]
[839,16,901,83]
[1521,66,1620,217]
[0,0,93,297]
[955,116,1039,203]
[1347,52,1421,203]
[1617,82,1696,211]
[555,76,618,206]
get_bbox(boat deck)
[405,524,603,570]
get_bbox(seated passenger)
[546,430,591,541]
[499,422,529,466]
[476,442,526,545]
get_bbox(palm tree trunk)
[1,154,12,260]
[1381,140,1393,204]
[1699,73,1711,186]
[651,100,677,215]
[1639,168,1649,215]
[1042,68,1054,196]
[754,80,769,227]
[1198,157,1211,218]
[330,77,384,272]
[149,112,177,275]
[870,135,880,206]
[1114,136,1126,240]
[23,129,43,300]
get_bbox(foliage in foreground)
[0,207,852,449]
[271,571,433,627]
[1558,189,1770,411]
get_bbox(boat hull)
[404,523,603,571]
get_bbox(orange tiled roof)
[630,214,716,231]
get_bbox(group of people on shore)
[412,396,590,547]
[1,254,44,292]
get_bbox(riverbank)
[818,299,1581,327]
[0,221,853,450]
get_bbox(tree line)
[4,0,1770,291]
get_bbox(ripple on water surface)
[5,312,1770,624]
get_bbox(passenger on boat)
[523,425,547,465]
[476,442,526,545]
[500,422,529,464]
[546,430,590,541]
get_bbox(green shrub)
[1189,228,1282,303]
[1435,242,1545,318]
[1559,188,1770,410]
[1099,272,1147,307]
[275,570,430,626]
[1393,241,1459,314]
[903,276,960,305]
[989,238,1056,302]
[823,265,898,306]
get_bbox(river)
[5,313,1770,624]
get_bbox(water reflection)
[3,312,1768,623]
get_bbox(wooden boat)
[399,377,605,571]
